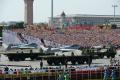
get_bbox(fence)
[1,66,120,80]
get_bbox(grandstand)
[6,25,120,49]
[3,30,62,48]
[3,30,22,45]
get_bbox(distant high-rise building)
[49,13,120,28]
[24,0,34,25]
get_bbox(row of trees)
[0,22,25,29]
[7,22,25,29]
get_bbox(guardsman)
[111,69,116,80]
[88,55,92,67]
[40,59,43,69]
[103,68,109,80]
[4,66,9,74]
[65,60,67,69]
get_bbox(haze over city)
[0,0,119,23]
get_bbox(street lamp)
[112,5,118,24]
[51,0,53,27]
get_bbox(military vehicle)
[82,45,116,59]
[2,44,116,66]
[43,50,92,65]
[42,45,116,65]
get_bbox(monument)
[24,0,34,25]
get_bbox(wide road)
[0,50,119,69]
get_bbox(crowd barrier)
[1,66,120,80]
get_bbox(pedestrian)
[111,69,116,80]
[40,59,43,69]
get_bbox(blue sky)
[0,0,119,23]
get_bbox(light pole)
[51,0,53,27]
[112,5,118,24]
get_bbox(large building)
[49,12,120,28]
[24,0,34,25]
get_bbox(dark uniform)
[4,66,9,74]
[40,60,43,69]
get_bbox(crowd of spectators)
[1,66,51,74]
[0,65,103,75]
[11,25,120,48]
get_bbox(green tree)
[16,22,24,28]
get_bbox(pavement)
[0,50,119,69]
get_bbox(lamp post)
[112,5,118,24]
[51,0,53,27]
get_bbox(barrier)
[0,66,120,80]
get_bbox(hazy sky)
[0,0,119,23]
